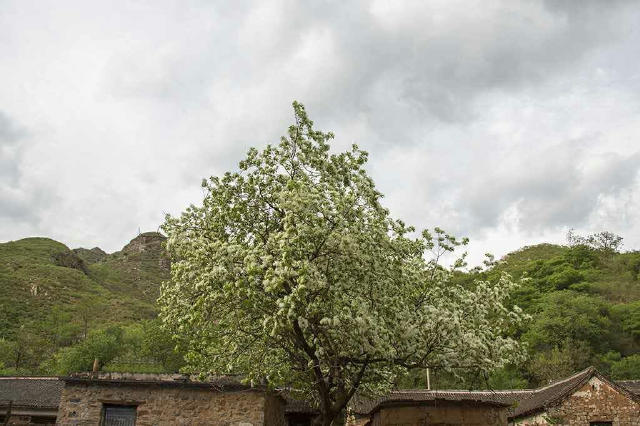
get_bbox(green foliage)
[159,102,526,424]
[42,320,186,375]
[486,365,529,390]
[49,326,125,374]
[548,268,584,290]
[0,234,176,375]
[610,354,640,379]
[138,319,186,372]
[88,233,170,303]
[524,291,612,353]
[2,120,639,407]
[611,301,640,341]
[474,235,640,389]
[0,326,49,373]
[396,364,528,391]
[567,230,624,254]
[527,342,592,386]
[0,237,157,341]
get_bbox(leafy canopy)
[159,102,526,423]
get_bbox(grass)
[0,236,163,340]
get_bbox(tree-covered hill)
[419,234,640,390]
[0,233,175,374]
[2,230,640,387]
[490,238,640,385]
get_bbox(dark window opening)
[286,413,314,426]
[102,404,137,426]
[30,416,57,425]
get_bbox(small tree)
[567,229,623,254]
[50,326,125,374]
[159,102,526,425]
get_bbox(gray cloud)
[0,110,24,144]
[461,143,640,232]
[1,1,640,263]
[0,111,52,226]
[0,110,26,186]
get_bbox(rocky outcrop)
[122,232,166,254]
[72,247,107,264]
[120,232,170,271]
[51,250,87,274]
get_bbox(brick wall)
[56,382,285,426]
[516,376,640,426]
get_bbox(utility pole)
[426,368,431,390]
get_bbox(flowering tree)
[159,102,526,425]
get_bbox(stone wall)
[56,381,285,426]
[516,376,640,426]
[369,402,507,426]
[0,410,58,425]
[1,415,33,425]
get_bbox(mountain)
[3,230,640,383]
[0,232,169,340]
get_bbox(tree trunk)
[312,410,345,426]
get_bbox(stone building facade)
[55,373,285,426]
[348,391,514,426]
[511,367,640,425]
[347,367,640,426]
[4,367,640,425]
[367,400,508,425]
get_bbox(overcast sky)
[1,0,639,265]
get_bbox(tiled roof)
[4,368,633,419]
[350,388,532,415]
[347,366,640,419]
[0,377,63,409]
[618,379,640,395]
[510,366,640,419]
[62,372,259,391]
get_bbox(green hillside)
[2,230,640,384]
[0,233,170,374]
[88,233,171,303]
[431,236,640,389]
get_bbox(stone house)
[346,367,640,426]
[348,388,536,426]
[509,366,640,425]
[56,372,285,425]
[349,391,513,425]
[3,367,640,425]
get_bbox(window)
[102,404,137,426]
[286,414,313,426]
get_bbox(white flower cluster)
[159,102,527,423]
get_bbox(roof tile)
[0,377,63,409]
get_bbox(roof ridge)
[392,389,534,394]
[0,376,60,380]
[511,367,599,419]
[532,366,594,392]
